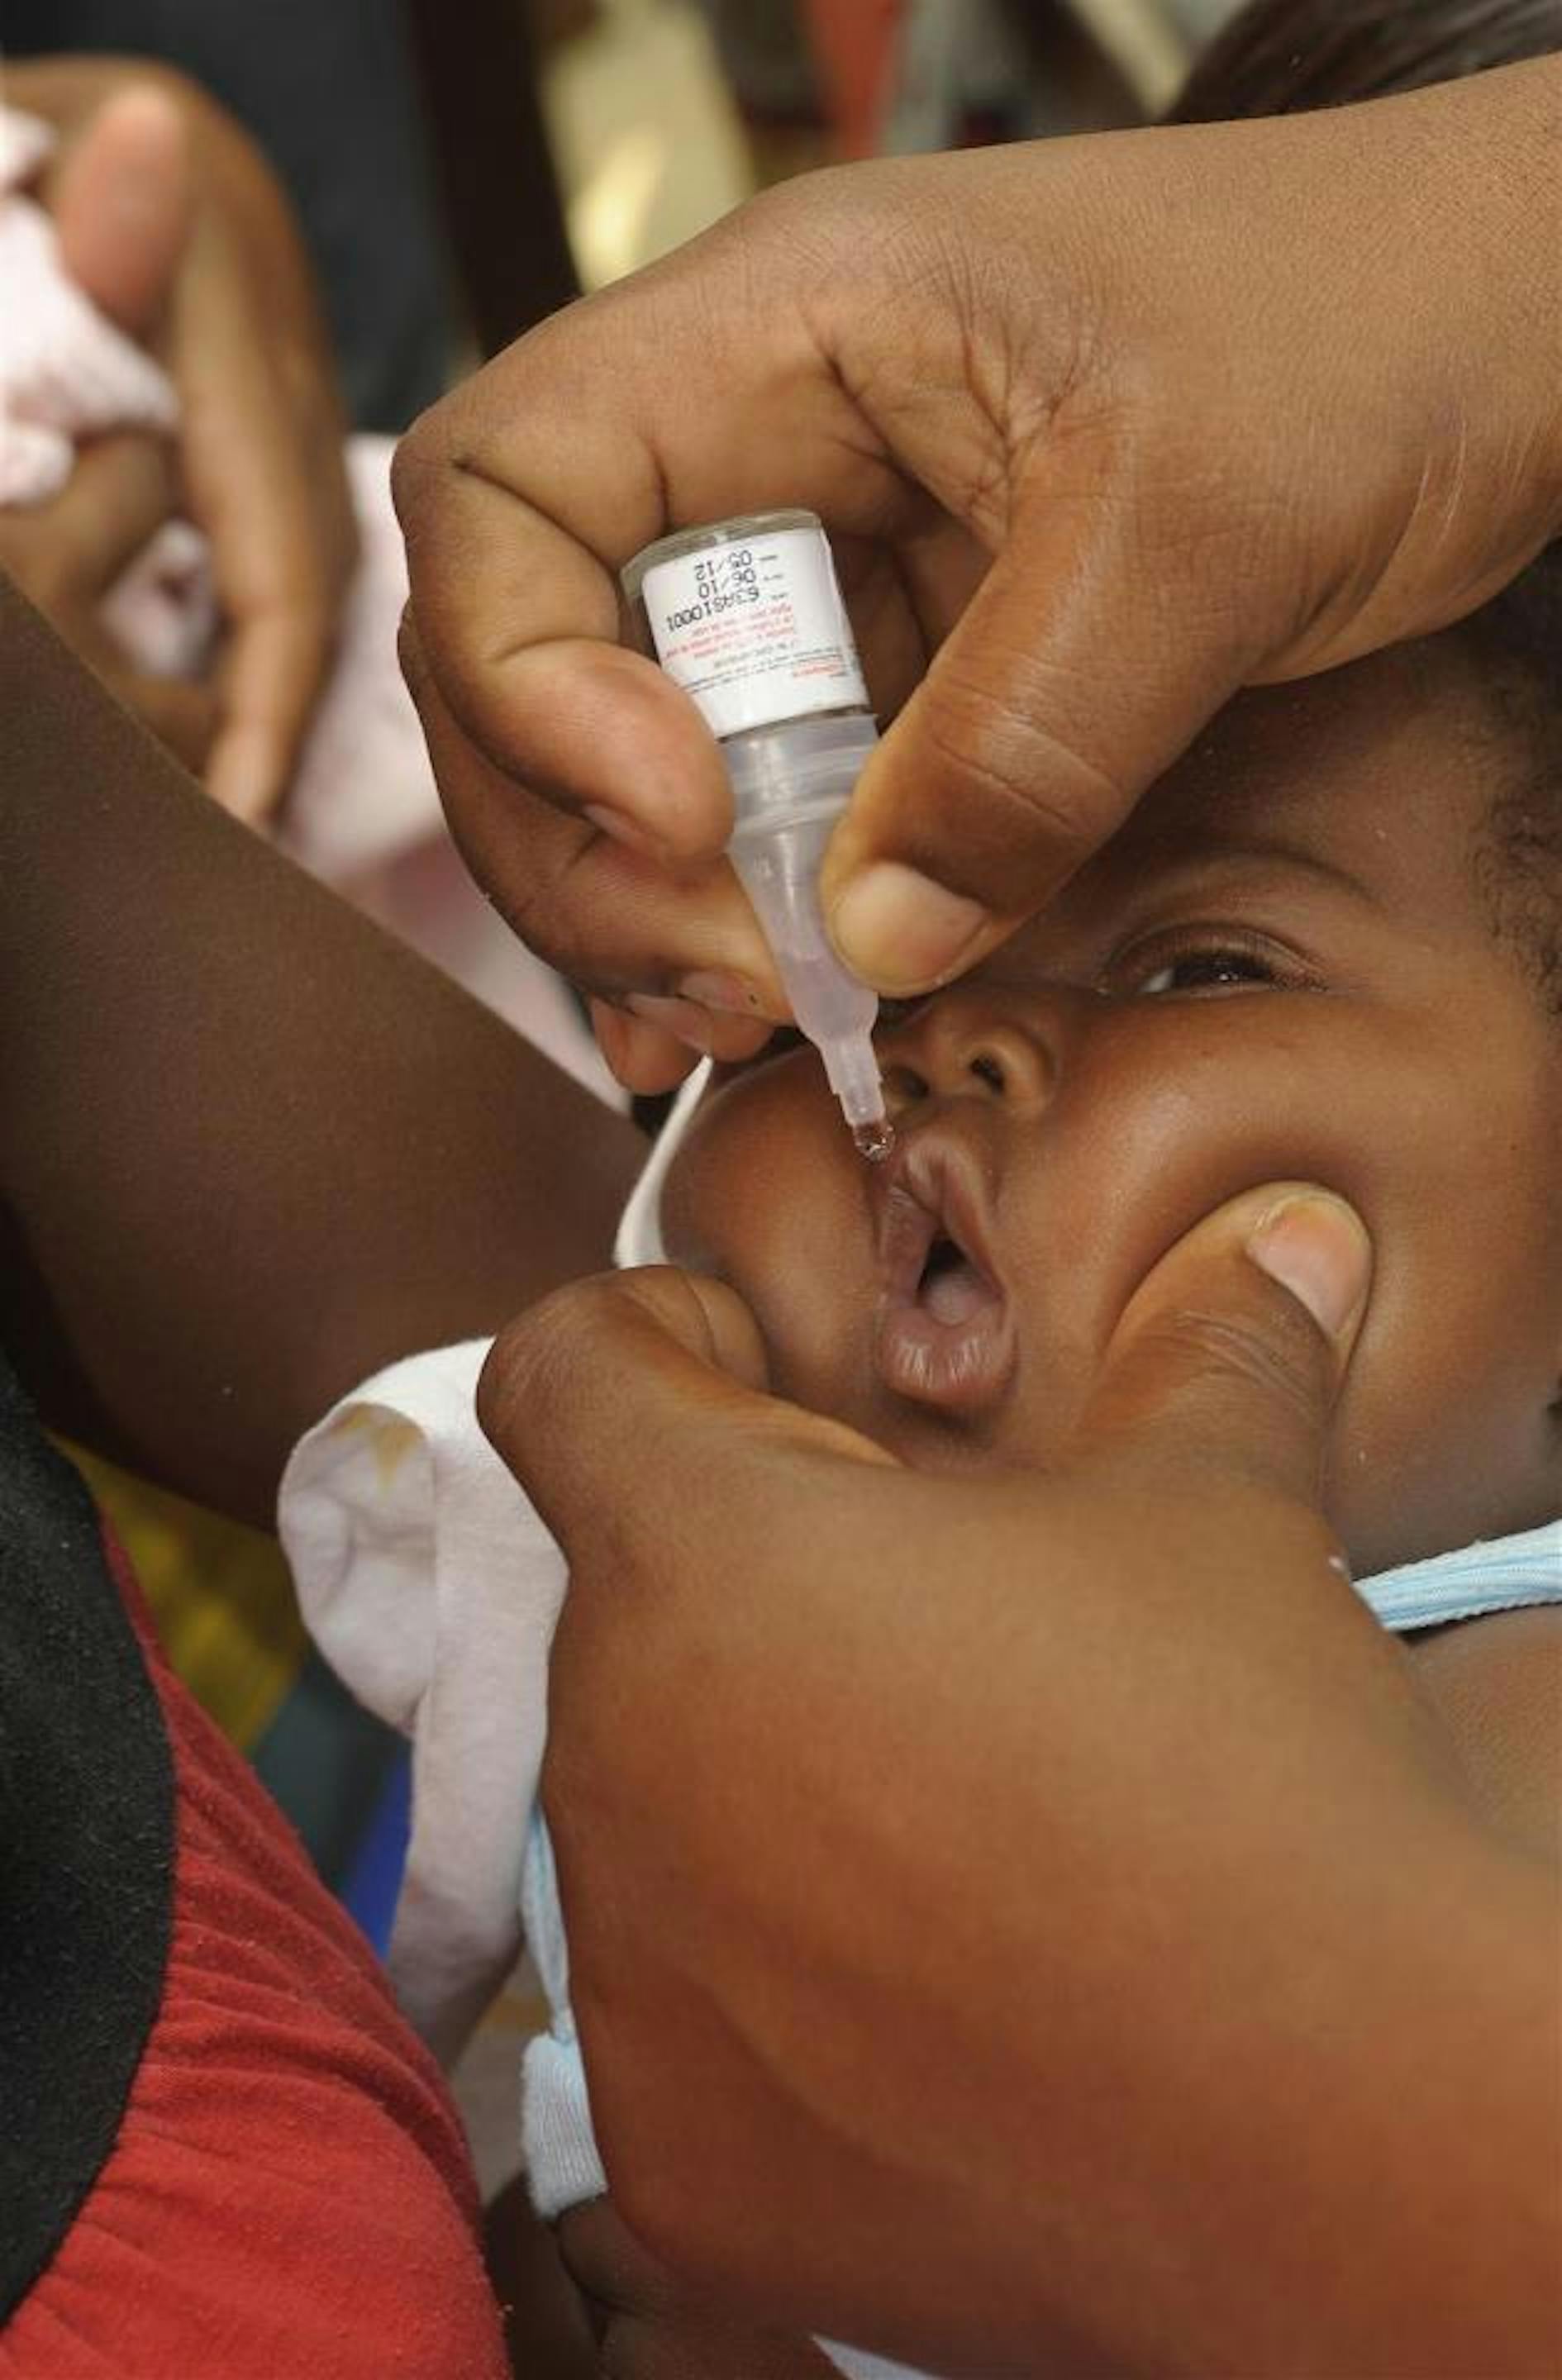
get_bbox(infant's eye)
[1134,945,1280,997]
[1104,922,1322,1001]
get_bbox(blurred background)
[10,0,1246,438]
[546,0,1244,298]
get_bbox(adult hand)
[481,1191,1557,2376]
[396,55,1562,1089]
[0,433,217,769]
[14,62,355,821]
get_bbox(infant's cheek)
[756,1291,870,1422]
[1026,1087,1383,1412]
[659,1071,877,1406]
[660,1060,820,1264]
[721,1180,876,1420]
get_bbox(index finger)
[477,1268,894,1566]
[392,356,731,864]
[389,221,937,863]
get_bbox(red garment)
[1,1524,507,2379]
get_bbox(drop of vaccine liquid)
[852,1116,897,1163]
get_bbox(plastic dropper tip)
[851,1116,897,1164]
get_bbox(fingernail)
[625,992,714,1055]
[584,803,666,859]
[675,969,765,1015]
[1247,1192,1371,1338]
[830,862,991,991]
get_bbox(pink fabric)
[0,106,617,1103]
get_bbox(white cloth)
[279,1071,698,2055]
[0,181,177,506]
[282,1337,561,2062]
[279,1069,1560,2380]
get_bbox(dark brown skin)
[394,56,1562,1092]
[0,574,641,1527]
[483,637,1561,2372]
[488,1218,1558,2376]
[664,643,1562,1578]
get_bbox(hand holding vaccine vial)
[623,512,893,1160]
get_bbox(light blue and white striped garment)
[1360,1518,1560,1630]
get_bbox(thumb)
[53,84,193,340]
[822,477,1260,995]
[479,1266,894,1559]
[1071,1184,1373,1505]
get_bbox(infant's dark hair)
[1171,0,1562,1015]
[1169,0,1561,120]
[1460,550,1562,1016]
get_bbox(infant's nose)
[878,991,1057,1119]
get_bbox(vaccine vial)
[623,511,893,1159]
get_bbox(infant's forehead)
[1082,649,1502,892]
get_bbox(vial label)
[640,526,869,740]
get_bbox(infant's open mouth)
[917,1230,993,1326]
[873,1138,1018,1411]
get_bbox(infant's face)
[661,647,1562,1575]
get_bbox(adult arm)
[8,60,357,820]
[482,1207,1560,2377]
[396,55,1562,1088]
[0,575,641,1527]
